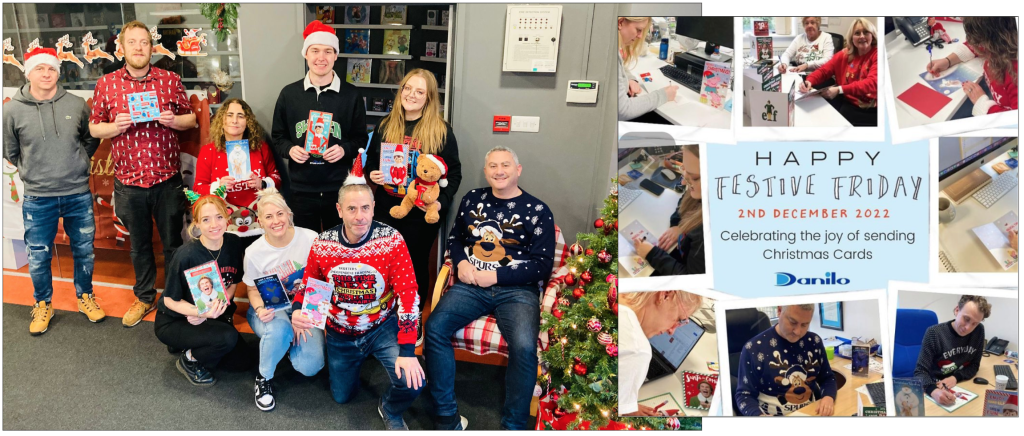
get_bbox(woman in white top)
[242,187,323,412]
[778,17,835,74]
[618,290,703,416]
[618,17,678,121]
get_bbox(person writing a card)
[926,17,1018,119]
[194,99,282,248]
[913,295,990,407]
[799,18,878,127]
[618,17,678,121]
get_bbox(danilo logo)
[775,272,850,286]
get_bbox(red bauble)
[586,317,602,332]
[605,273,617,283]
[572,287,585,299]
[608,285,617,304]
[603,225,612,235]
[597,249,612,263]
[548,327,556,336]
[551,391,560,402]
[606,344,619,357]
[585,248,594,256]
[614,220,618,230]
[580,270,593,284]
[594,218,604,229]
[610,303,618,315]
[564,274,575,286]
[573,362,588,375]
[552,309,564,319]
[568,242,584,257]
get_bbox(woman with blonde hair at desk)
[630,144,704,275]
[778,17,834,74]
[926,17,1018,118]
[618,17,678,121]
[618,290,704,416]
[799,17,878,127]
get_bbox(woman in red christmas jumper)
[927,17,1018,119]
[194,99,282,248]
[365,69,461,343]
[800,17,879,127]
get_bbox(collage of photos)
[616,13,1018,423]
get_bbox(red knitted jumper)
[299,221,420,356]
[954,43,1018,116]
[806,48,878,108]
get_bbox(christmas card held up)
[254,274,291,312]
[128,91,160,123]
[304,111,333,158]
[301,278,333,330]
[263,259,306,297]
[184,261,228,316]
[380,143,409,186]
[683,371,718,410]
[225,140,250,180]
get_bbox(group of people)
[3,19,556,430]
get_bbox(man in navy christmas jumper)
[425,146,556,430]
[913,295,989,407]
[735,304,838,416]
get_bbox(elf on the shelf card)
[225,139,250,180]
[304,111,332,158]
[128,91,160,123]
[301,278,333,330]
[683,371,718,410]
[184,261,228,316]
[380,143,409,186]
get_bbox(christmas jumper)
[270,72,368,194]
[298,221,420,356]
[913,321,985,395]
[806,48,878,108]
[193,141,282,236]
[952,43,1019,116]
[89,65,194,188]
[447,188,556,289]
[781,31,835,71]
[364,117,463,214]
[735,326,838,416]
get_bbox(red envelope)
[897,83,952,118]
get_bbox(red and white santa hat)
[393,144,404,158]
[23,47,60,74]
[301,20,340,56]
[345,148,367,186]
[424,155,448,188]
[1005,394,1018,414]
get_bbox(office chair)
[811,31,845,90]
[726,308,772,415]
[892,308,938,378]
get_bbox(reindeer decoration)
[465,203,524,266]
[27,38,40,52]
[55,35,84,68]
[82,32,114,63]
[768,350,822,407]
[149,26,177,60]
[176,28,208,57]
[3,38,23,71]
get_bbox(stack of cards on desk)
[128,91,160,123]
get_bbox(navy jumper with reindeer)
[448,188,556,289]
[734,326,838,416]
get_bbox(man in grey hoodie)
[3,47,105,335]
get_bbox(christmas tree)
[537,183,701,430]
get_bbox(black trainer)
[176,351,215,386]
[255,375,276,412]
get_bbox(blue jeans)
[22,192,95,302]
[246,307,325,379]
[326,314,422,417]
[424,283,540,430]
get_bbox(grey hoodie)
[3,84,99,197]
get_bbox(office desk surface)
[742,66,853,127]
[887,21,984,128]
[794,356,884,416]
[627,54,733,129]
[637,304,718,417]
[618,158,683,278]
[924,354,1019,416]
[939,153,1019,273]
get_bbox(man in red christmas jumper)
[89,20,196,328]
[292,166,423,430]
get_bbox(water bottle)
[659,38,669,60]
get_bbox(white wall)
[810,299,883,348]
[617,3,702,17]
[898,291,1018,351]
[743,17,872,57]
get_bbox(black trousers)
[114,174,187,304]
[154,312,243,369]
[827,97,879,127]
[291,190,343,233]
[374,193,441,311]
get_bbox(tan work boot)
[78,293,107,322]
[122,299,155,328]
[30,301,53,336]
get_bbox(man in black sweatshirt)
[271,20,368,232]
[914,295,990,406]
[3,47,104,335]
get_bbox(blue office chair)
[893,308,938,378]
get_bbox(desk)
[924,354,1019,416]
[939,151,1019,273]
[625,52,733,129]
[793,356,885,416]
[618,151,683,278]
[887,21,985,128]
[741,64,853,127]
[637,302,718,417]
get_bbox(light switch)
[510,116,540,132]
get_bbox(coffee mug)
[995,374,1009,390]
[938,197,956,223]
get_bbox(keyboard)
[973,171,1018,208]
[865,382,886,406]
[659,65,702,93]
[619,186,641,210]
[994,365,1018,390]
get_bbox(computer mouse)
[660,169,678,181]
[973,377,989,385]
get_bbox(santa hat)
[393,143,404,157]
[345,148,367,185]
[424,155,449,188]
[1005,394,1018,413]
[301,20,340,56]
[23,47,60,75]
[472,220,503,239]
